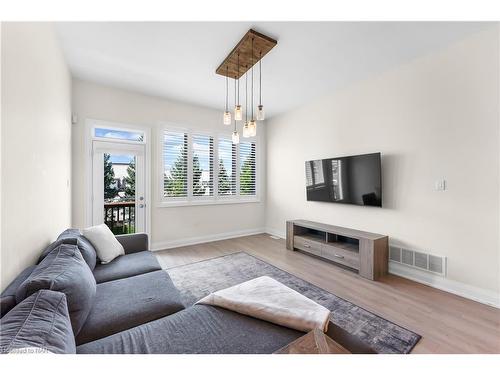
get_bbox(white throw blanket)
[196,276,330,332]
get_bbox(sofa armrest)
[115,233,149,254]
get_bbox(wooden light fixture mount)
[216,29,277,79]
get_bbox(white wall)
[71,79,266,249]
[1,23,72,289]
[265,27,500,305]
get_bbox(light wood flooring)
[155,234,500,354]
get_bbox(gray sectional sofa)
[0,229,303,354]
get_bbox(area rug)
[166,252,421,354]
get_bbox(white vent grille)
[389,246,401,262]
[402,248,414,266]
[389,245,446,276]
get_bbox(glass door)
[92,141,146,233]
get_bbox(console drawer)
[294,236,322,256]
[322,244,360,270]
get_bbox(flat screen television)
[305,152,382,207]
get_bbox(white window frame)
[157,123,260,208]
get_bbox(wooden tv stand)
[286,220,388,281]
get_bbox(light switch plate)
[435,179,446,191]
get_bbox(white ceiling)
[56,22,491,118]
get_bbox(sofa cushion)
[16,244,96,335]
[116,233,149,254]
[93,251,161,284]
[75,270,184,345]
[0,290,76,354]
[76,304,302,354]
[38,229,97,270]
[82,224,124,264]
[0,265,36,318]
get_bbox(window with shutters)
[192,134,214,197]
[217,137,237,196]
[159,126,258,206]
[162,130,188,199]
[239,141,256,196]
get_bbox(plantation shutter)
[217,137,237,196]
[239,141,256,196]
[163,130,188,198]
[192,134,214,196]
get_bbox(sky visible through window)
[95,128,144,141]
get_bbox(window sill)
[157,198,261,208]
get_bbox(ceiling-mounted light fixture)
[223,67,231,125]
[232,72,240,144]
[256,51,265,121]
[243,68,250,138]
[217,29,277,130]
[234,53,242,121]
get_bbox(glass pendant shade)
[232,131,240,144]
[234,105,242,121]
[242,122,251,138]
[248,120,257,137]
[223,111,231,125]
[256,105,265,121]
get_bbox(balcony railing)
[104,201,135,235]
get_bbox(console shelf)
[286,220,388,281]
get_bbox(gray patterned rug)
[166,252,421,354]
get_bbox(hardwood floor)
[155,234,500,354]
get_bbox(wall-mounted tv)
[305,152,382,207]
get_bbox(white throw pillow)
[82,224,124,264]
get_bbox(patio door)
[92,140,146,234]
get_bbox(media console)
[286,220,388,281]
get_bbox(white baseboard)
[389,262,500,308]
[264,227,286,239]
[151,227,266,251]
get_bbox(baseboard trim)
[389,262,499,308]
[151,227,266,251]
[265,227,286,239]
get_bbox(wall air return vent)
[389,245,446,276]
[401,248,414,266]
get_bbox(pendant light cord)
[234,75,237,132]
[237,52,240,106]
[259,51,262,106]
[225,67,229,111]
[245,68,248,122]
[251,37,254,120]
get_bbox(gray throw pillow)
[16,244,96,335]
[38,229,97,270]
[0,290,76,354]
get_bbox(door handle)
[139,204,146,208]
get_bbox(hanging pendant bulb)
[248,120,257,137]
[223,111,232,125]
[256,53,265,121]
[223,68,231,125]
[256,105,265,121]
[234,105,242,121]
[232,130,240,144]
[243,122,251,138]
